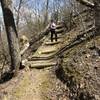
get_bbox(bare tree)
[44,0,49,26]
[16,0,23,30]
[0,0,21,75]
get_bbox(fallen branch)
[76,0,94,8]
[20,26,50,56]
[20,42,30,56]
[29,27,50,46]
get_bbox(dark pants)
[50,29,57,42]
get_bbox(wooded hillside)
[0,0,100,100]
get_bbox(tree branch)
[76,0,94,8]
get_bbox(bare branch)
[76,0,94,8]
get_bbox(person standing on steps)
[50,19,57,42]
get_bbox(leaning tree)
[76,0,100,35]
[0,0,21,75]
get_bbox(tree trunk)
[94,0,100,35]
[0,0,21,75]
[44,0,49,26]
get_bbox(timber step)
[30,52,55,58]
[28,56,51,61]
[56,36,63,39]
[56,25,64,29]
[45,41,61,45]
[48,35,64,39]
[57,21,64,25]
[28,60,56,69]
[56,28,65,33]
[40,47,57,54]
[46,38,63,42]
[40,50,56,54]
[26,21,65,69]
[86,21,94,28]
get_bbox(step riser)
[48,36,62,39]
[56,30,64,34]
[41,50,56,54]
[29,64,56,69]
[45,41,61,45]
[56,26,64,29]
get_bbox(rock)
[82,50,87,54]
[22,59,28,67]
[80,79,85,89]
[86,54,91,58]
[95,95,100,100]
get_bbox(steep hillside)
[59,35,100,100]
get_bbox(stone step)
[28,60,56,69]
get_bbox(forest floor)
[0,67,69,100]
[0,27,71,100]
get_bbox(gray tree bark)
[0,0,21,75]
[93,0,100,35]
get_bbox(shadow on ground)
[0,72,14,84]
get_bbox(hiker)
[49,19,57,42]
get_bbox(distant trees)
[43,0,49,26]
[13,0,72,34]
[16,0,23,30]
[0,0,21,75]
